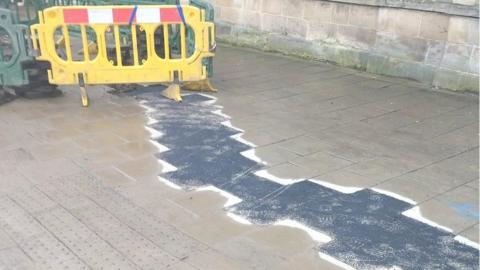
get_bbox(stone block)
[333,3,350,24]
[441,44,474,73]
[367,54,435,83]
[261,13,287,34]
[242,11,262,29]
[459,74,480,92]
[452,0,477,6]
[374,34,428,62]
[378,8,422,37]
[216,23,233,37]
[306,22,336,42]
[215,0,243,8]
[304,1,333,23]
[433,68,480,92]
[448,17,479,45]
[425,40,446,65]
[244,0,261,11]
[470,47,479,74]
[334,47,369,69]
[348,5,378,30]
[335,25,376,51]
[286,17,308,38]
[432,68,461,91]
[419,12,449,41]
[283,0,304,18]
[262,0,286,15]
[219,7,241,24]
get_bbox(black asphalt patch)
[130,87,479,270]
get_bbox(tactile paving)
[8,185,57,214]
[63,172,208,260]
[0,197,88,269]
[0,247,37,270]
[36,206,138,270]
[73,204,178,269]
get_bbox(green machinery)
[0,0,215,103]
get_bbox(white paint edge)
[149,140,169,153]
[157,176,182,190]
[138,94,477,269]
[240,149,267,165]
[145,126,164,139]
[196,186,243,207]
[227,212,252,225]
[212,109,231,119]
[402,206,453,233]
[198,93,217,101]
[254,169,304,186]
[371,188,417,205]
[146,115,159,125]
[230,133,257,147]
[275,219,332,243]
[318,252,356,270]
[139,103,155,113]
[221,120,244,132]
[454,235,480,250]
[158,160,177,173]
[309,179,363,194]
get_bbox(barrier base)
[0,88,16,106]
[80,86,89,107]
[162,84,182,102]
[183,79,217,92]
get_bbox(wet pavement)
[0,44,478,269]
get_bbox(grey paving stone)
[418,193,478,235]
[62,172,208,260]
[35,207,138,269]
[290,151,354,177]
[396,105,478,139]
[315,169,380,188]
[0,197,88,270]
[275,135,331,156]
[0,228,15,250]
[361,111,419,131]
[266,162,317,180]
[374,166,469,203]
[71,205,177,269]
[344,157,417,183]
[255,144,302,166]
[7,185,57,214]
[432,124,479,152]
[0,247,38,270]
[459,224,479,244]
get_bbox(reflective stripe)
[62,7,183,24]
[136,7,160,23]
[88,9,113,24]
[113,8,135,24]
[63,9,88,24]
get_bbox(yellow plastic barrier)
[31,5,215,106]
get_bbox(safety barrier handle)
[31,5,215,85]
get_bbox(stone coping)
[321,0,479,17]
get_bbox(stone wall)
[205,0,479,92]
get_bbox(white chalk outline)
[139,94,479,270]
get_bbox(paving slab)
[0,44,478,269]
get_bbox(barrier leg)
[162,71,182,102]
[183,79,217,92]
[0,87,15,105]
[78,74,89,107]
[162,84,182,102]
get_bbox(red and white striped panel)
[63,7,183,24]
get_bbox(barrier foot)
[162,84,182,102]
[183,79,217,92]
[80,86,89,107]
